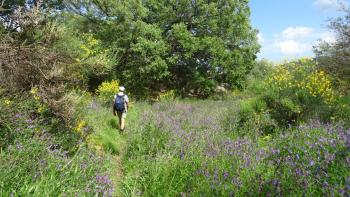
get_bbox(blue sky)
[249,0,349,61]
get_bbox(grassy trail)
[84,101,144,196]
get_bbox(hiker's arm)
[113,97,116,116]
[125,102,128,113]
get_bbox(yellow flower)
[30,87,38,95]
[4,99,11,105]
[30,87,40,100]
[37,106,44,113]
[75,120,86,135]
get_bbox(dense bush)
[332,94,350,127]
[236,98,278,137]
[264,58,335,125]
[235,58,337,135]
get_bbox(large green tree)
[65,0,259,98]
[314,9,350,92]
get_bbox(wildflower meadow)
[1,1,350,196]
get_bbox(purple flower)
[204,170,210,179]
[223,171,230,180]
[14,113,22,118]
[295,168,303,177]
[25,119,34,124]
[309,160,315,166]
[271,179,279,186]
[322,181,329,189]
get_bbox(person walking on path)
[113,86,129,131]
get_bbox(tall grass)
[120,100,350,196]
[0,94,115,196]
[1,91,349,196]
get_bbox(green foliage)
[332,94,350,126]
[235,98,277,137]
[246,59,275,95]
[63,0,259,98]
[0,140,113,196]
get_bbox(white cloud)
[276,40,312,55]
[314,0,348,11]
[319,31,336,43]
[273,26,314,55]
[257,33,264,44]
[282,27,314,39]
[258,25,338,60]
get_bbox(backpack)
[114,95,125,112]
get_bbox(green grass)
[0,95,115,196]
[1,93,349,196]
[119,99,350,196]
[82,102,124,154]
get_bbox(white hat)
[119,86,125,92]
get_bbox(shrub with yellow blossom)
[264,58,335,125]
[96,80,119,105]
[158,90,176,101]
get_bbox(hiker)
[113,86,129,131]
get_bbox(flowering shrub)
[264,58,335,126]
[158,90,176,101]
[74,120,92,138]
[267,58,335,103]
[96,80,119,105]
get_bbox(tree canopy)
[1,0,260,99]
[64,0,260,98]
[314,9,350,92]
